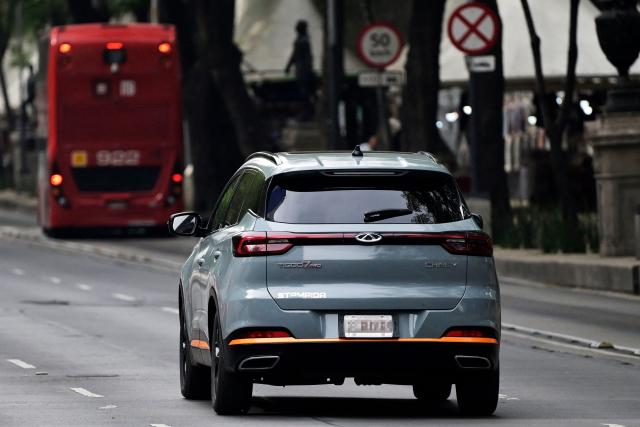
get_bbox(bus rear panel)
[40,23,183,232]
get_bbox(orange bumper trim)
[190,339,210,350]
[228,337,498,346]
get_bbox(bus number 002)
[96,150,141,166]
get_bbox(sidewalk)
[495,247,640,295]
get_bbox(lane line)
[502,330,640,362]
[42,276,62,284]
[99,405,118,410]
[76,284,92,291]
[11,268,25,276]
[7,359,36,369]
[150,424,172,427]
[70,387,103,398]
[161,307,179,315]
[112,293,136,302]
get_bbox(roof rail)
[416,151,439,163]
[245,152,282,165]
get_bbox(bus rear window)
[266,171,470,224]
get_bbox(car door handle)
[196,257,205,266]
[213,251,222,261]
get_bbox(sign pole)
[326,0,344,150]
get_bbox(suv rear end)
[173,151,500,416]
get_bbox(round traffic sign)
[448,2,499,55]
[357,22,404,70]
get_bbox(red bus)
[37,23,184,236]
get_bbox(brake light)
[106,42,124,50]
[58,43,72,54]
[50,174,63,187]
[234,329,292,340]
[443,328,495,338]
[171,173,183,184]
[158,42,172,54]
[441,231,492,257]
[233,232,293,257]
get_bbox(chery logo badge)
[355,233,383,243]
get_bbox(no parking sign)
[448,2,499,55]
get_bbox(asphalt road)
[1,209,640,426]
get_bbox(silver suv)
[169,150,500,416]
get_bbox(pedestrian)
[285,20,315,121]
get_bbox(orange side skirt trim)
[190,339,210,350]
[228,337,498,346]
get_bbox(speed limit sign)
[357,23,404,70]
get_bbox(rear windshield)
[266,171,470,224]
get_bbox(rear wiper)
[363,208,413,223]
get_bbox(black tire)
[210,312,252,415]
[179,306,210,399]
[456,369,499,416]
[413,381,452,402]
[43,227,66,239]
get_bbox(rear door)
[262,170,477,311]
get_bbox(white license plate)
[343,315,394,338]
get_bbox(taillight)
[50,174,63,187]
[233,329,292,340]
[106,42,124,50]
[158,42,172,54]
[232,232,294,257]
[58,43,72,54]
[232,232,344,257]
[443,328,495,339]
[171,173,183,184]
[441,231,492,257]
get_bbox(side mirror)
[472,213,484,230]
[168,212,205,237]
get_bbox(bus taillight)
[171,173,183,184]
[158,42,172,54]
[58,43,72,54]
[50,174,63,187]
[106,42,124,50]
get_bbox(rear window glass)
[266,171,470,224]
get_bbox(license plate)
[343,315,394,338]
[107,201,128,210]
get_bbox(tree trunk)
[468,0,511,236]
[520,0,579,224]
[0,37,14,130]
[401,0,450,158]
[162,0,244,213]
[196,0,269,157]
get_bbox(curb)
[0,191,38,213]
[0,226,182,272]
[502,322,640,358]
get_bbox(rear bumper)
[225,339,499,386]
[47,196,183,228]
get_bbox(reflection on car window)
[209,175,240,230]
[266,171,470,224]
[174,215,196,234]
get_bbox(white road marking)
[11,268,25,276]
[150,424,172,427]
[112,293,136,302]
[498,393,520,401]
[44,276,61,284]
[7,359,36,369]
[161,307,179,315]
[602,424,626,427]
[77,284,92,291]
[70,387,103,398]
[99,405,117,410]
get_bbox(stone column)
[587,113,640,256]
